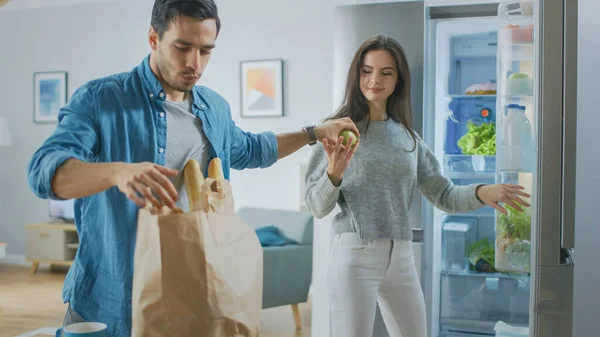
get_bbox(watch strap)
[303,125,317,145]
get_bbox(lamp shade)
[0,116,12,147]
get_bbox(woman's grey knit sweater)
[304,119,484,241]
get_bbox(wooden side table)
[25,222,78,274]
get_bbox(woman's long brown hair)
[328,34,416,151]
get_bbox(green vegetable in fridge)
[457,121,496,155]
[497,204,531,247]
[468,238,495,269]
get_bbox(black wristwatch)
[302,125,318,146]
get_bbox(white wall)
[0,0,124,10]
[0,0,152,258]
[0,0,341,257]
[573,0,600,336]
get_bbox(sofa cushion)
[261,244,313,308]
[237,207,314,245]
[255,225,298,247]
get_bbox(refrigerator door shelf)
[499,44,534,61]
[498,25,534,45]
[440,272,530,329]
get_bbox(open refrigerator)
[425,13,507,337]
[331,1,577,336]
[422,1,578,337]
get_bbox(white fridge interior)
[426,14,532,337]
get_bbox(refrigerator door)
[495,0,576,336]
[532,0,577,336]
[422,4,512,337]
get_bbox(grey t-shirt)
[164,97,210,211]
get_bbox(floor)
[0,264,311,337]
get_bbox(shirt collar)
[137,54,205,111]
[137,54,165,100]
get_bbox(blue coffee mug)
[55,322,107,337]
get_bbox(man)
[27,1,358,336]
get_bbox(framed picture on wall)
[240,59,283,118]
[34,71,68,124]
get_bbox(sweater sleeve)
[304,144,341,219]
[416,135,484,214]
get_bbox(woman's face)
[359,49,398,104]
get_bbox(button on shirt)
[26,55,278,337]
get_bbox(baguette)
[183,159,205,212]
[208,158,225,181]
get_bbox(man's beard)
[156,53,194,93]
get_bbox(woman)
[304,35,530,337]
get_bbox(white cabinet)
[25,222,78,274]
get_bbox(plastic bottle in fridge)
[498,104,534,172]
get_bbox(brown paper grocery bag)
[131,159,263,337]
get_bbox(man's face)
[149,15,217,93]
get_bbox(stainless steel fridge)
[332,1,577,336]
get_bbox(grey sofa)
[237,207,313,330]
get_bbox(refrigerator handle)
[559,248,574,268]
[561,0,578,250]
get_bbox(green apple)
[339,130,358,147]
[508,72,530,80]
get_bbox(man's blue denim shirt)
[27,55,279,337]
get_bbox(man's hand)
[275,117,359,160]
[315,117,360,144]
[110,162,180,208]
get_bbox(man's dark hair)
[151,0,221,38]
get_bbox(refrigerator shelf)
[440,272,530,328]
[496,169,535,175]
[503,95,533,100]
[443,155,496,175]
[447,172,495,180]
[447,94,497,99]
[441,269,530,280]
[440,318,528,335]
[443,211,495,218]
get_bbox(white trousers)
[328,232,427,337]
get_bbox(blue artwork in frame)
[34,71,67,124]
